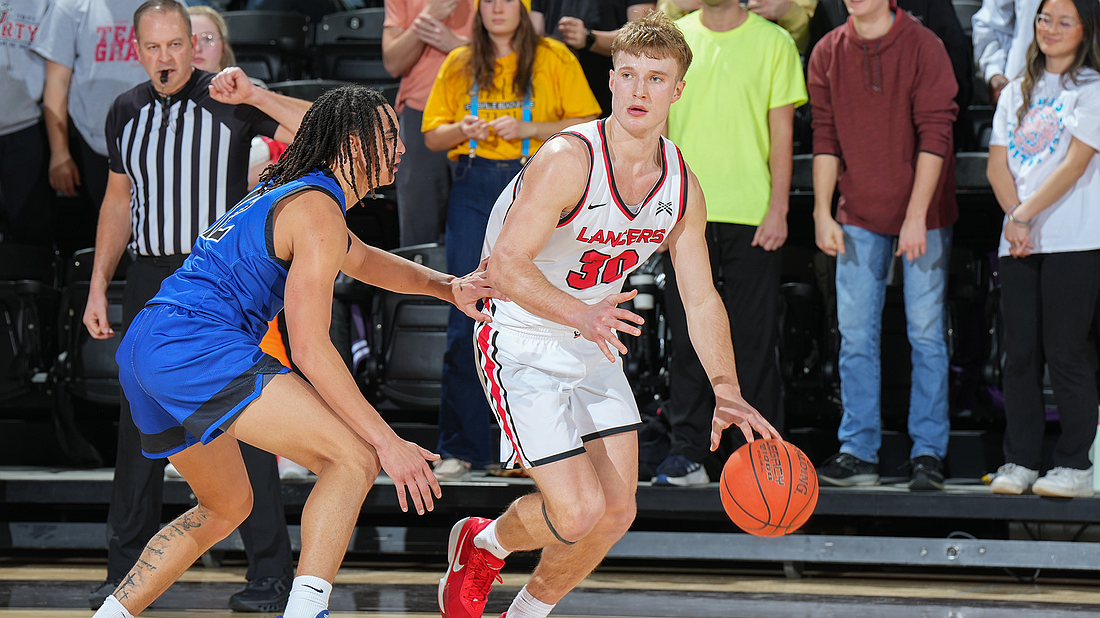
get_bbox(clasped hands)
[459,114,534,142]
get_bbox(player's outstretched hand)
[82,288,115,340]
[452,257,507,322]
[377,437,442,515]
[577,289,644,363]
[209,67,255,106]
[710,384,779,450]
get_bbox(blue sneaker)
[652,454,710,486]
[276,611,328,618]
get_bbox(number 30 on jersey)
[566,249,639,290]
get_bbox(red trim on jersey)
[597,119,668,221]
[676,146,689,224]
[476,314,521,461]
[556,131,594,228]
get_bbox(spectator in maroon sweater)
[808,0,958,491]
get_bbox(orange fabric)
[384,0,475,112]
[259,319,291,369]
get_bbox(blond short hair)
[611,10,692,81]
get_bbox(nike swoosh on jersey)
[588,202,607,210]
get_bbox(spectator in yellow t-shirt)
[421,0,600,481]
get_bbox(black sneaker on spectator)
[652,454,710,486]
[228,574,292,612]
[817,453,879,487]
[88,579,120,610]
[908,455,945,491]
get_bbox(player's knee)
[596,495,636,540]
[202,485,254,533]
[229,489,255,527]
[318,439,380,494]
[548,494,606,542]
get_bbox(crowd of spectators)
[2,0,1098,591]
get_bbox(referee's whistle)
[160,70,170,84]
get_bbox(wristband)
[585,29,596,51]
[1007,204,1032,227]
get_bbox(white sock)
[506,585,555,618]
[92,596,133,618]
[473,519,511,560]
[283,575,332,618]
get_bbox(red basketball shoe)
[438,517,504,618]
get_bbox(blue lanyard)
[469,83,534,161]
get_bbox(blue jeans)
[438,156,524,467]
[836,224,952,463]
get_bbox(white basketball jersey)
[482,119,689,333]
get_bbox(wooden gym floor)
[2,559,1100,617]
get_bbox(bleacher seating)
[223,11,311,82]
[268,78,349,101]
[952,0,983,37]
[49,248,133,465]
[269,79,398,109]
[365,243,449,410]
[314,9,396,86]
[0,244,60,404]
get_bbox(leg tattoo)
[113,505,212,602]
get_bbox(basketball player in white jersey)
[438,11,779,618]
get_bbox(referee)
[82,1,311,612]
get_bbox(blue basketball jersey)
[149,167,346,343]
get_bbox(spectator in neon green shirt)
[654,0,806,487]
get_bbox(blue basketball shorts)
[116,303,290,458]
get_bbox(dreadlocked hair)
[258,85,397,206]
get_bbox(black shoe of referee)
[89,579,120,610]
[228,574,292,612]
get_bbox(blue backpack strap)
[468,83,479,158]
[521,87,533,162]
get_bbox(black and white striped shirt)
[106,69,278,257]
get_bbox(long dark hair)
[464,3,541,97]
[258,85,397,205]
[1017,0,1100,127]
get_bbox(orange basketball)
[719,439,819,537]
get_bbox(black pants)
[106,256,293,583]
[661,222,783,467]
[0,121,53,246]
[72,126,110,208]
[1000,250,1100,471]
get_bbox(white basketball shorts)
[474,321,642,470]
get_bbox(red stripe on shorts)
[477,322,521,461]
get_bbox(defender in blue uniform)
[96,85,500,618]
[118,168,345,458]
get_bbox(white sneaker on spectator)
[433,458,472,481]
[164,463,183,480]
[278,457,312,480]
[1032,467,1094,498]
[989,463,1038,495]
